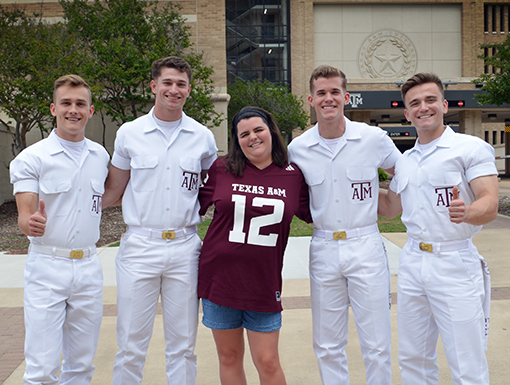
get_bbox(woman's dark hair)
[226,106,288,177]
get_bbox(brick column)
[459,110,482,137]
[348,111,372,125]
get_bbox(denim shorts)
[201,298,282,333]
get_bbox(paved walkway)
[1,179,509,384]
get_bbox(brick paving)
[0,307,24,385]
[2,289,510,383]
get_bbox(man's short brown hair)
[309,65,347,93]
[401,73,444,105]
[152,56,192,83]
[53,74,92,104]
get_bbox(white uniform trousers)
[397,241,490,385]
[309,231,392,385]
[23,250,103,385]
[112,231,201,385]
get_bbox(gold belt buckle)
[419,242,433,252]
[162,230,176,240]
[333,231,347,240]
[70,250,84,259]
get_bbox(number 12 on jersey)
[229,194,284,247]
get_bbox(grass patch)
[198,219,212,240]
[289,216,314,236]
[107,215,406,246]
[378,214,406,232]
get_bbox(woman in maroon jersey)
[198,106,311,385]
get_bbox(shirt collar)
[409,125,454,154]
[47,129,97,155]
[342,116,362,140]
[144,107,194,133]
[436,125,456,147]
[306,116,361,147]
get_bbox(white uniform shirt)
[111,108,217,229]
[288,117,401,230]
[10,130,109,248]
[389,126,497,242]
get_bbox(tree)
[473,36,510,176]
[227,80,310,139]
[0,5,87,156]
[473,36,510,106]
[60,0,222,129]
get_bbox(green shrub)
[378,168,388,181]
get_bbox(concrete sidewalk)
[1,178,510,384]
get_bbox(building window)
[501,130,505,144]
[493,130,497,144]
[485,131,489,142]
[226,0,290,86]
[493,5,497,34]
[484,4,509,35]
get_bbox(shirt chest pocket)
[393,175,409,195]
[346,167,376,204]
[130,156,158,192]
[39,179,72,217]
[303,171,327,211]
[428,172,462,211]
[179,157,201,194]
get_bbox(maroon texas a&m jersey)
[198,157,311,312]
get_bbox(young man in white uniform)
[288,65,401,385]
[103,56,217,385]
[10,75,109,384]
[379,73,499,384]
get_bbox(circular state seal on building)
[359,30,417,79]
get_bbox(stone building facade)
[289,0,509,154]
[1,0,509,203]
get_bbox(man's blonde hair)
[309,65,347,93]
[53,74,92,104]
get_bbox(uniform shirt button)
[166,207,170,211]
[333,179,337,182]
[335,199,339,203]
[420,206,424,210]
[78,209,82,213]
[167,166,170,170]
[166,187,170,190]
[76,230,80,233]
[418,184,422,188]
[337,219,342,223]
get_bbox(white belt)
[408,237,471,253]
[127,225,198,240]
[30,244,96,259]
[313,223,379,240]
